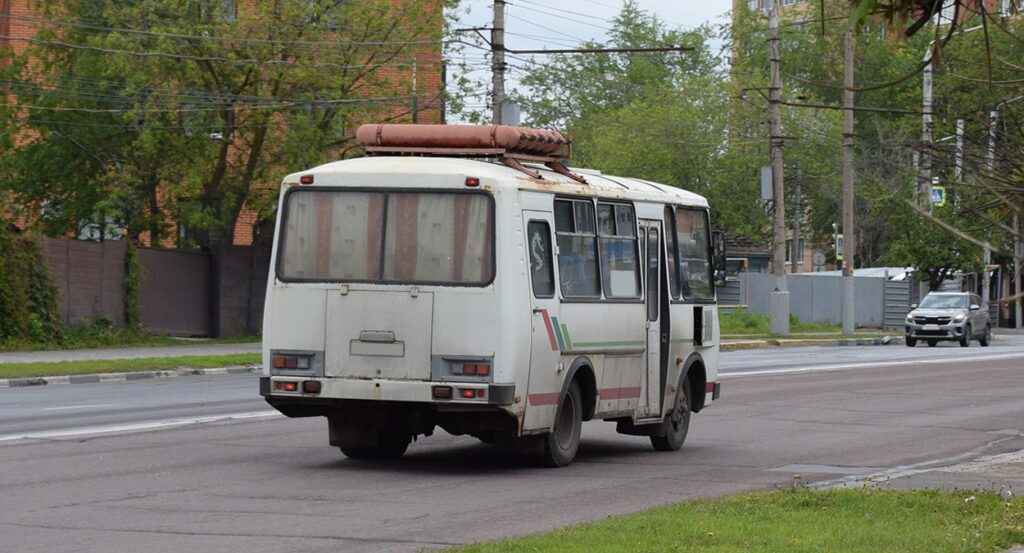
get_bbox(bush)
[0,224,61,343]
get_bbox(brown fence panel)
[43,238,125,327]
[138,247,210,336]
[211,246,270,338]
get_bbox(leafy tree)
[1,0,459,248]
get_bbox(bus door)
[522,210,562,431]
[639,220,667,419]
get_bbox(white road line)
[41,404,117,411]
[721,352,1024,379]
[0,411,281,443]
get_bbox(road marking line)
[0,410,281,443]
[721,352,1024,379]
[41,404,117,411]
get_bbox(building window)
[785,238,805,264]
[197,0,237,22]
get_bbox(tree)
[1,0,458,248]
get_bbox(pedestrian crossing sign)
[931,186,946,207]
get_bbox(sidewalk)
[0,342,261,365]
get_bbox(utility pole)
[768,5,789,335]
[920,57,933,206]
[841,31,855,336]
[491,0,506,125]
[791,163,802,274]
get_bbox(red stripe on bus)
[528,392,560,406]
[706,382,716,394]
[598,387,642,400]
[539,309,559,351]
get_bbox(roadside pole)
[791,162,802,274]
[768,6,790,335]
[841,31,855,336]
[491,0,506,124]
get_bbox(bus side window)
[675,208,713,301]
[554,199,601,298]
[664,206,680,299]
[598,203,640,298]
[527,221,555,298]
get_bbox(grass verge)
[0,353,262,379]
[722,332,891,341]
[447,488,1024,553]
[0,330,260,353]
[721,308,842,335]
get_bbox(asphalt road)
[2,339,1024,552]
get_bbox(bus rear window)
[277,189,494,285]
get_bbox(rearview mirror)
[970,304,980,311]
[712,230,727,288]
[910,303,917,309]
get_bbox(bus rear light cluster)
[275,381,299,392]
[460,388,485,399]
[272,355,310,370]
[273,380,320,395]
[451,362,490,376]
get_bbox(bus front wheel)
[651,374,691,452]
[541,381,583,467]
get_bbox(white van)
[261,124,725,466]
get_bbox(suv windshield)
[918,294,967,309]
[277,189,494,285]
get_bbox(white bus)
[261,124,726,467]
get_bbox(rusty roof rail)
[355,124,587,184]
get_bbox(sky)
[450,0,733,118]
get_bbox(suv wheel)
[980,325,992,347]
[959,324,971,347]
[905,337,917,347]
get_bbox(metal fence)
[720,272,914,329]
[43,238,270,337]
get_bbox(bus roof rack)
[355,124,587,184]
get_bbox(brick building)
[1,0,446,247]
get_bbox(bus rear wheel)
[541,381,582,467]
[339,428,411,460]
[651,375,691,452]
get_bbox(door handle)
[532,308,544,314]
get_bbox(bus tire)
[339,428,410,460]
[651,374,691,452]
[541,380,583,467]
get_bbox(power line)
[0,13,450,47]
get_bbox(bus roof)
[284,156,709,208]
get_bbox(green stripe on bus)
[560,324,574,350]
[550,316,566,351]
[571,340,646,348]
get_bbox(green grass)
[0,353,262,379]
[448,488,1024,553]
[0,330,260,353]
[721,308,845,335]
[723,332,890,341]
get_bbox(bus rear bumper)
[260,376,515,408]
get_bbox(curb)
[721,336,900,351]
[0,365,261,389]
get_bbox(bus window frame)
[667,205,717,305]
[526,219,556,299]
[274,186,497,288]
[553,196,645,305]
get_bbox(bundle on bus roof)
[355,123,586,183]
